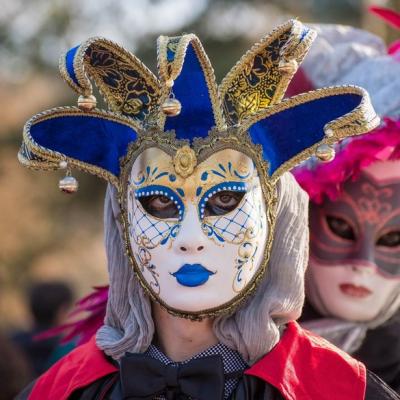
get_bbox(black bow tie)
[120,352,224,400]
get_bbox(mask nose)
[173,204,207,255]
[353,231,376,265]
[350,263,375,275]
[179,245,205,252]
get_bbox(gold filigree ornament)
[173,145,197,178]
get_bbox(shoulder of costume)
[27,336,117,400]
[246,321,366,400]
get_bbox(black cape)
[18,370,399,399]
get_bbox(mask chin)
[121,145,274,319]
[307,259,400,322]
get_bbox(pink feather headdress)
[35,286,108,345]
[369,6,400,56]
[293,118,400,204]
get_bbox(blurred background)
[0,0,399,393]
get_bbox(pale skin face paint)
[309,160,400,321]
[126,147,268,313]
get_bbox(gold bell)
[316,144,335,162]
[59,175,79,194]
[161,97,181,117]
[166,79,174,88]
[78,95,97,111]
[278,59,298,75]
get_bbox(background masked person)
[16,20,398,399]
[291,8,400,393]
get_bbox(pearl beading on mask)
[134,185,185,220]
[199,182,248,219]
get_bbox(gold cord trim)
[20,107,143,188]
[118,128,276,320]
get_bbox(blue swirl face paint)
[171,264,215,287]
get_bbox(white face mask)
[124,147,268,316]
[308,162,400,322]
[308,259,400,321]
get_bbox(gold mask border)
[118,128,277,320]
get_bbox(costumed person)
[290,8,400,393]
[16,20,398,399]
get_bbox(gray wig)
[96,172,309,364]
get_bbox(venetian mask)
[308,161,400,321]
[124,147,268,316]
[19,21,378,319]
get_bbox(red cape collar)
[245,322,366,399]
[29,322,366,400]
[29,335,117,400]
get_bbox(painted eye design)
[377,231,400,247]
[204,191,245,217]
[138,195,179,219]
[326,215,356,241]
[134,185,184,220]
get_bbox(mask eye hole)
[377,231,400,248]
[138,195,179,219]
[326,215,356,241]
[204,191,245,217]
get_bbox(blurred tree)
[0,0,370,81]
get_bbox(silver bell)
[59,175,79,194]
[78,95,97,111]
[315,144,335,162]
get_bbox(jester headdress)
[18,20,378,319]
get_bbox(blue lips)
[171,264,215,287]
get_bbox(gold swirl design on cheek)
[137,235,158,250]
[238,238,255,259]
[136,246,160,295]
[233,227,260,293]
